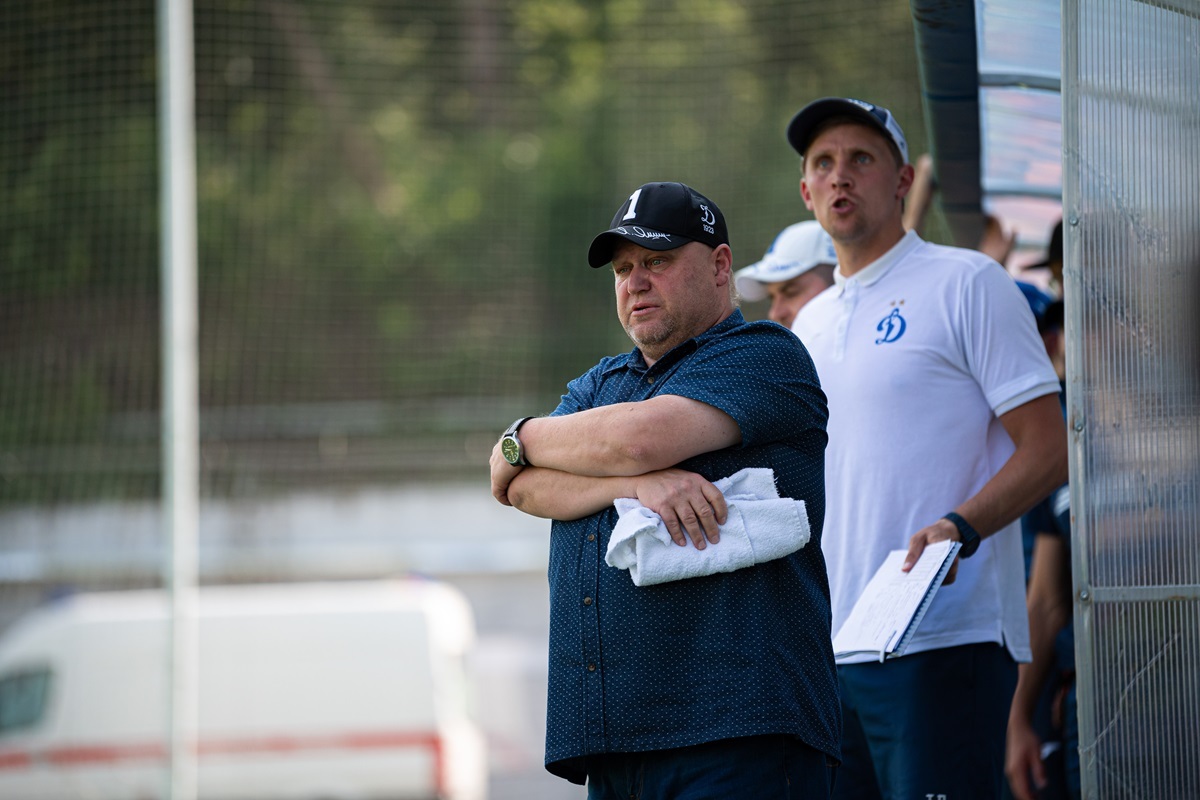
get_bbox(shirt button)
[587,533,596,542]
[646,376,656,384]
[587,663,596,672]
[583,596,593,606]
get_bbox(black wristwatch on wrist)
[500,417,535,467]
[942,511,981,558]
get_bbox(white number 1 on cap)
[622,189,642,222]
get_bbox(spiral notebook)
[832,539,962,662]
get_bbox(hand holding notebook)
[832,539,962,662]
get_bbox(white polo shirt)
[793,231,1059,664]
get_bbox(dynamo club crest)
[874,307,906,344]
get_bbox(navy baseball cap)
[786,97,910,165]
[1041,299,1064,334]
[587,182,729,268]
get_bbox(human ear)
[895,163,915,201]
[800,178,815,210]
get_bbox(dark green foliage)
[0,0,930,501]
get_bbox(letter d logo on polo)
[874,308,906,344]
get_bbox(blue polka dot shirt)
[542,310,841,784]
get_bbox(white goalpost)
[158,0,199,797]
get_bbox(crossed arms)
[491,381,1067,561]
[489,394,741,549]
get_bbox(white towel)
[605,467,811,586]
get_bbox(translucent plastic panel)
[1070,0,1200,590]
[980,87,1062,199]
[1064,1,1200,798]
[976,0,1061,81]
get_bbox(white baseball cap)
[734,221,838,302]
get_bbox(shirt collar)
[833,229,923,290]
[605,309,746,376]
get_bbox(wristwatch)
[942,512,981,558]
[500,417,535,466]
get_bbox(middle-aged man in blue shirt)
[490,181,841,798]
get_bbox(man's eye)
[856,153,872,164]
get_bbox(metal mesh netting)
[0,0,932,510]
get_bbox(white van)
[0,579,487,800]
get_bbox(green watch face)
[500,436,521,465]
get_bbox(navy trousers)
[586,734,835,800]
[832,642,1017,800]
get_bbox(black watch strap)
[500,416,535,466]
[943,511,981,558]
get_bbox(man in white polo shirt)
[788,97,1069,800]
[734,220,837,328]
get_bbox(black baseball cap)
[786,97,910,164]
[1023,219,1063,271]
[587,182,729,268]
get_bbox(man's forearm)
[506,468,637,520]
[1011,536,1071,721]
[506,464,730,549]
[904,394,1069,574]
[957,394,1068,537]
[519,395,741,478]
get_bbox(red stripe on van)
[198,732,446,796]
[0,732,445,796]
[46,742,165,765]
[0,751,34,769]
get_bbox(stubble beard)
[624,314,678,361]
[823,208,871,248]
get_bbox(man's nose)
[768,300,791,327]
[627,264,653,291]
[829,160,851,187]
